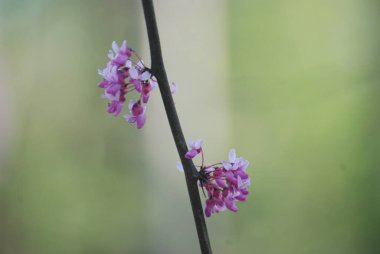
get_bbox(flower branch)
[141,0,212,253]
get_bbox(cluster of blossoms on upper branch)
[98,40,176,129]
[178,140,251,217]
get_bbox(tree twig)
[141,0,212,253]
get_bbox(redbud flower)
[185,139,203,159]
[108,40,132,66]
[124,99,146,129]
[98,40,176,129]
[180,141,251,217]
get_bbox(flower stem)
[141,0,213,253]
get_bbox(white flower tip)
[205,167,214,172]
[137,60,145,68]
[195,139,203,149]
[125,60,132,68]
[176,162,184,172]
[229,148,236,163]
[130,66,138,79]
[107,50,114,59]
[121,40,127,50]
[141,71,151,81]
[150,80,158,89]
[171,82,177,94]
[112,41,118,52]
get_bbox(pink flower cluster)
[179,140,251,217]
[98,40,159,129]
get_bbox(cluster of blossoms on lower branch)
[98,40,176,129]
[178,140,251,217]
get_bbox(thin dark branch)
[141,0,212,253]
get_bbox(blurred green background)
[0,0,379,253]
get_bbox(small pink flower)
[129,61,151,92]
[98,40,177,129]
[185,139,203,159]
[107,100,124,116]
[141,79,157,103]
[124,100,146,129]
[186,146,251,218]
[98,64,119,88]
[108,40,132,66]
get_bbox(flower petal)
[176,161,184,172]
[124,114,136,123]
[128,99,136,111]
[141,71,151,81]
[229,149,236,163]
[112,41,119,53]
[170,82,177,94]
[185,149,198,159]
[194,139,203,149]
[129,66,139,79]
[136,114,146,129]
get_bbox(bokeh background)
[1,0,379,253]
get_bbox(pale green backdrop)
[0,0,379,253]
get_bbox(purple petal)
[136,114,146,129]
[105,83,121,95]
[142,93,150,103]
[216,179,227,188]
[124,114,136,123]
[238,176,251,189]
[225,171,237,184]
[98,79,108,88]
[225,198,238,212]
[185,149,198,159]
[235,170,249,179]
[235,194,246,202]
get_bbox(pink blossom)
[185,139,203,159]
[141,79,157,103]
[182,145,251,218]
[107,100,124,116]
[108,40,132,66]
[124,100,146,129]
[129,61,150,92]
[98,40,177,129]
